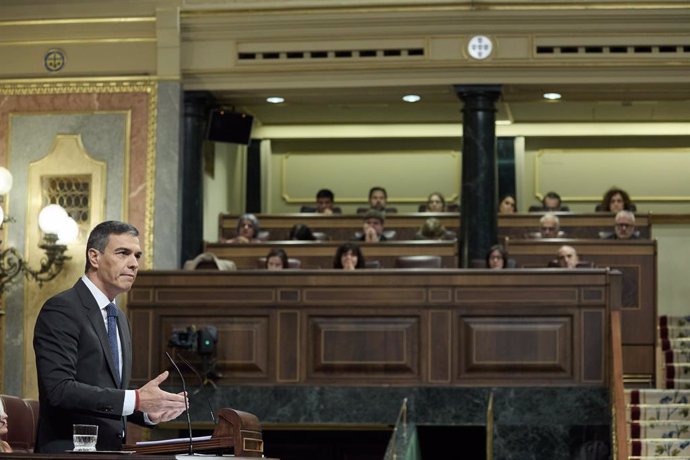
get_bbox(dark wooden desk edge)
[0,454,274,460]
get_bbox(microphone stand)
[166,351,193,456]
[176,353,217,425]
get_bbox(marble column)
[181,91,214,266]
[454,85,502,268]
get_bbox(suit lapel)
[75,280,122,388]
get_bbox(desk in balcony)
[217,212,651,241]
[504,238,657,384]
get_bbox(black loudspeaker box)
[207,109,254,145]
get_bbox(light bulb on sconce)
[0,167,75,293]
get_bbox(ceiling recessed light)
[266,96,285,104]
[402,94,421,103]
[543,92,562,101]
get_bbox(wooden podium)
[127,408,264,457]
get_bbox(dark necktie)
[106,303,121,386]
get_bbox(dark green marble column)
[454,85,502,268]
[181,91,214,267]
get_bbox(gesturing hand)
[137,371,187,416]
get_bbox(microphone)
[165,351,193,456]
[176,354,217,425]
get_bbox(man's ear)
[86,248,100,269]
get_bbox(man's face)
[558,246,579,268]
[317,197,333,213]
[370,190,387,210]
[364,217,384,236]
[540,218,559,238]
[88,233,142,299]
[614,215,635,239]
[544,197,560,210]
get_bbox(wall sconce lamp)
[0,167,78,293]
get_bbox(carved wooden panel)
[155,288,276,304]
[582,309,604,383]
[429,310,452,383]
[162,315,270,380]
[130,310,152,381]
[308,316,420,381]
[128,270,619,386]
[457,316,572,380]
[278,311,300,382]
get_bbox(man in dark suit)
[33,221,187,453]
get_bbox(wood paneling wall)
[128,269,621,388]
[504,238,656,384]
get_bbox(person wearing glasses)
[608,210,639,240]
[225,213,263,244]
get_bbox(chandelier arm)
[23,243,71,287]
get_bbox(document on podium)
[135,434,212,446]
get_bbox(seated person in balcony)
[357,186,397,214]
[528,191,570,212]
[421,192,446,212]
[415,218,456,240]
[225,213,262,244]
[356,210,389,242]
[498,194,516,214]
[300,188,341,214]
[486,244,508,269]
[557,245,580,268]
[534,212,564,238]
[596,187,636,213]
[289,224,316,241]
[265,248,289,270]
[0,398,11,453]
[608,210,639,240]
[333,243,366,270]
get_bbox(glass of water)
[73,424,98,452]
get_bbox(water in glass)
[73,424,98,452]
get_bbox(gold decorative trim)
[145,84,157,270]
[0,78,158,269]
[0,17,155,27]
[123,110,132,241]
[0,79,158,95]
[0,38,156,47]
[280,151,460,204]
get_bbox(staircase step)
[662,349,690,366]
[626,389,690,405]
[628,420,690,440]
[628,404,690,422]
[630,457,690,460]
[629,439,690,456]
[660,338,690,352]
[663,379,690,390]
[660,315,690,328]
[660,326,690,340]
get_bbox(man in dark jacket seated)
[606,210,639,240]
[300,188,342,214]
